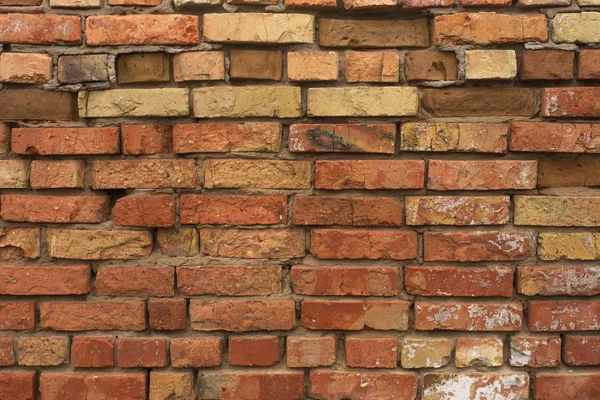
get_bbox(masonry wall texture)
[0,0,600,398]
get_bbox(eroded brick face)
[2,1,599,399]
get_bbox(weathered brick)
[0,228,40,260]
[112,195,175,227]
[401,338,453,368]
[534,373,600,400]
[71,337,115,368]
[58,55,109,83]
[0,302,35,330]
[117,338,167,368]
[148,299,186,331]
[515,196,600,226]
[406,196,510,226]
[230,49,282,80]
[116,53,170,83]
[428,160,537,190]
[47,229,152,260]
[462,0,510,5]
[405,51,458,81]
[465,50,516,79]
[423,374,528,400]
[0,124,7,155]
[510,121,600,152]
[30,160,85,189]
[301,300,365,330]
[40,373,146,400]
[1,195,108,224]
[40,301,146,331]
[510,336,561,367]
[17,336,69,366]
[289,124,395,153]
[287,336,336,367]
[121,125,171,155]
[579,50,600,79]
[529,301,600,331]
[423,88,536,117]
[0,0,40,5]
[538,233,600,261]
[564,336,600,365]
[229,336,279,366]
[520,50,575,80]
[424,231,533,262]
[0,160,28,189]
[200,229,305,259]
[12,127,118,155]
[50,0,101,6]
[308,87,418,117]
[190,299,295,331]
[365,300,410,330]
[416,302,523,331]
[316,160,424,189]
[109,0,161,6]
[344,0,395,9]
[405,266,513,297]
[0,53,52,83]
[173,51,224,81]
[311,229,418,260]
[309,371,417,400]
[542,88,600,117]
[291,266,398,296]
[156,227,199,257]
[345,51,399,83]
[518,0,568,5]
[204,13,314,43]
[538,160,600,187]
[193,86,301,118]
[0,265,89,296]
[287,51,339,81]
[79,89,189,118]
[204,159,309,189]
[455,337,503,367]
[173,122,280,153]
[0,14,81,44]
[0,338,14,366]
[170,338,222,368]
[150,372,195,400]
[0,372,35,400]
[285,0,335,6]
[320,19,429,47]
[86,15,199,45]
[199,372,305,400]
[177,266,281,296]
[292,196,402,226]
[434,12,547,45]
[94,266,174,297]
[183,195,285,226]
[553,12,600,43]
[403,0,454,5]
[91,159,197,189]
[401,122,507,153]
[0,91,77,121]
[345,336,397,368]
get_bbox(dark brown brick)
[58,55,109,84]
[230,50,282,80]
[0,91,77,121]
[116,53,170,84]
[520,50,574,80]
[319,19,429,48]
[405,51,458,81]
[423,88,536,117]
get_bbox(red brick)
[148,298,186,331]
[406,196,510,225]
[94,266,174,297]
[293,196,402,226]
[517,266,600,296]
[365,300,410,331]
[199,372,305,400]
[424,374,529,400]
[112,195,175,227]
[117,338,167,368]
[0,302,35,330]
[289,124,395,153]
[529,301,600,332]
[311,229,417,260]
[11,127,119,155]
[428,160,536,190]
[564,336,600,366]
[0,338,14,366]
[0,91,77,121]
[287,336,336,367]
[177,266,281,296]
[309,371,417,400]
[520,50,574,80]
[71,337,115,368]
[173,123,281,153]
[542,88,600,117]
[40,301,146,331]
[30,160,85,189]
[0,372,35,400]
[578,50,600,79]
[0,265,90,296]
[434,13,547,45]
[86,15,199,45]
[509,336,561,367]
[424,231,533,262]
[170,337,222,367]
[0,14,81,44]
[534,374,600,400]
[405,266,513,297]
[423,88,536,117]
[91,159,198,189]
[1,195,108,223]
[291,266,398,296]
[0,228,40,260]
[229,336,279,366]
[180,195,287,225]
[40,373,146,400]
[316,160,425,189]
[200,229,305,259]
[416,302,523,331]
[345,336,397,368]
[301,299,364,330]
[510,121,600,153]
[121,125,171,154]
[190,300,295,332]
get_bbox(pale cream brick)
[553,12,600,43]
[173,51,224,82]
[288,52,339,81]
[466,50,517,80]
[78,89,189,118]
[308,87,418,117]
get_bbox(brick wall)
[0,0,599,398]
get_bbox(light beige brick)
[288,51,339,81]
[466,50,517,80]
[308,87,418,117]
[0,53,52,83]
[0,161,29,189]
[78,89,189,118]
[173,51,224,82]
[553,12,600,43]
